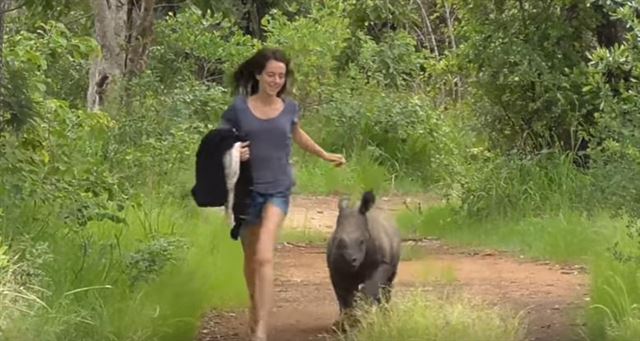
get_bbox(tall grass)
[397,205,620,263]
[292,148,424,196]
[0,201,247,341]
[458,153,593,220]
[338,290,526,341]
[586,241,640,341]
[1,238,43,339]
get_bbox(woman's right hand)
[240,141,250,161]
[323,152,346,167]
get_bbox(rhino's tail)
[358,190,376,215]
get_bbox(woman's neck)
[251,91,281,105]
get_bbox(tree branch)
[0,1,24,15]
[414,0,439,58]
[442,0,457,50]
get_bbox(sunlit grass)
[337,289,525,341]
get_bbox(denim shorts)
[244,190,291,226]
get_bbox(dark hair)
[231,47,294,97]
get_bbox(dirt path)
[198,194,589,341]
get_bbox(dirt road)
[198,195,589,341]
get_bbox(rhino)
[326,190,402,317]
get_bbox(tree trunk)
[87,0,155,112]
[125,0,155,76]
[240,0,271,40]
[441,0,456,50]
[87,0,127,112]
[0,0,8,98]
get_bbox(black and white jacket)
[191,127,252,240]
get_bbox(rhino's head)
[333,191,376,270]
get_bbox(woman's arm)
[292,124,346,167]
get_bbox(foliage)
[453,0,599,153]
[1,20,97,129]
[347,29,429,90]
[303,77,463,189]
[151,6,259,89]
[583,5,640,218]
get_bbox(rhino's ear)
[358,190,375,215]
[338,197,350,211]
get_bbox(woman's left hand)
[323,152,346,167]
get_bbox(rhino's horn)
[358,190,375,215]
[338,197,350,211]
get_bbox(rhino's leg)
[329,277,359,332]
[330,275,357,314]
[362,263,396,304]
[380,266,397,304]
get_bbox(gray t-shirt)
[220,95,299,194]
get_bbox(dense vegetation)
[2,0,640,340]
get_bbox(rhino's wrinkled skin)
[326,190,402,316]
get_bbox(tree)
[191,0,288,40]
[0,1,7,98]
[87,0,156,112]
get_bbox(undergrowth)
[0,202,246,341]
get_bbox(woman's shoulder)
[225,95,251,117]
[282,95,298,105]
[282,96,300,111]
[230,94,248,108]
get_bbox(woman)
[219,47,346,341]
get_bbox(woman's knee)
[252,252,274,268]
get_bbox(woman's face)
[256,59,287,97]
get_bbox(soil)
[197,194,589,341]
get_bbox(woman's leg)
[241,202,286,340]
[241,231,258,334]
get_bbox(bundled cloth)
[191,127,252,240]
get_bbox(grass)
[585,246,640,341]
[337,289,526,341]
[0,201,247,341]
[0,238,36,338]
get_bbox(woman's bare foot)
[252,320,267,340]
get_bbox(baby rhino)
[326,190,402,317]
